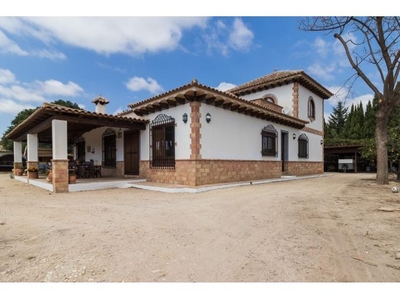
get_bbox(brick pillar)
[13,141,23,176]
[13,162,24,176]
[190,101,202,159]
[292,82,299,118]
[52,120,69,193]
[52,159,69,193]
[189,101,202,187]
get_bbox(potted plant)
[14,168,23,176]
[69,169,77,184]
[27,166,39,179]
[46,169,52,182]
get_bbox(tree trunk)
[375,109,389,184]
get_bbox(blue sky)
[0,3,387,137]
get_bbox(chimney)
[92,95,109,114]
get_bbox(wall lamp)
[206,113,211,123]
[320,140,323,145]
[182,113,188,124]
[117,128,122,138]
[293,133,296,140]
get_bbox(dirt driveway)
[1,172,400,282]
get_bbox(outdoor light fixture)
[206,113,211,123]
[320,140,323,145]
[117,128,122,138]
[182,113,188,123]
[293,133,296,140]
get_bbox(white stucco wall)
[290,130,323,161]
[125,104,192,160]
[200,104,323,162]
[81,127,122,164]
[240,85,294,115]
[297,85,324,132]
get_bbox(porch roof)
[6,102,149,142]
[123,79,309,129]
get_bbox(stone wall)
[287,161,323,176]
[140,159,282,186]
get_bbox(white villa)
[7,70,332,192]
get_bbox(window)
[298,133,309,158]
[261,125,278,156]
[102,128,116,167]
[308,97,315,119]
[263,93,278,104]
[150,114,175,168]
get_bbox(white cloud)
[0,99,35,114]
[0,30,28,56]
[203,18,254,56]
[228,18,254,52]
[215,82,236,91]
[113,107,124,115]
[5,17,207,56]
[307,63,336,81]
[32,49,67,60]
[32,80,84,96]
[126,76,164,94]
[0,85,46,102]
[313,37,329,58]
[326,84,374,111]
[0,69,16,84]
[0,69,85,115]
[345,94,374,110]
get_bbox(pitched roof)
[123,79,308,129]
[6,102,148,142]
[227,70,333,99]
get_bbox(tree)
[0,99,81,151]
[326,100,348,139]
[300,17,400,184]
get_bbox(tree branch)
[334,33,382,99]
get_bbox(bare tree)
[299,17,400,184]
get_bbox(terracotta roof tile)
[227,70,333,99]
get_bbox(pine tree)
[326,101,348,139]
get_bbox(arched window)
[150,114,175,168]
[263,93,278,105]
[308,97,315,119]
[102,128,116,167]
[261,125,278,156]
[298,133,309,158]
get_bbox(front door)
[124,130,140,175]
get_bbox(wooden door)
[124,130,140,175]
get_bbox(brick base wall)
[101,161,124,177]
[140,160,197,186]
[287,161,323,176]
[140,159,282,186]
[194,159,281,186]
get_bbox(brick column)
[292,82,299,118]
[52,159,69,193]
[13,141,23,176]
[52,120,69,193]
[190,101,202,159]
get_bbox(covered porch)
[13,173,146,192]
[6,102,148,193]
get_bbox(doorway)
[281,131,288,172]
[124,130,140,175]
